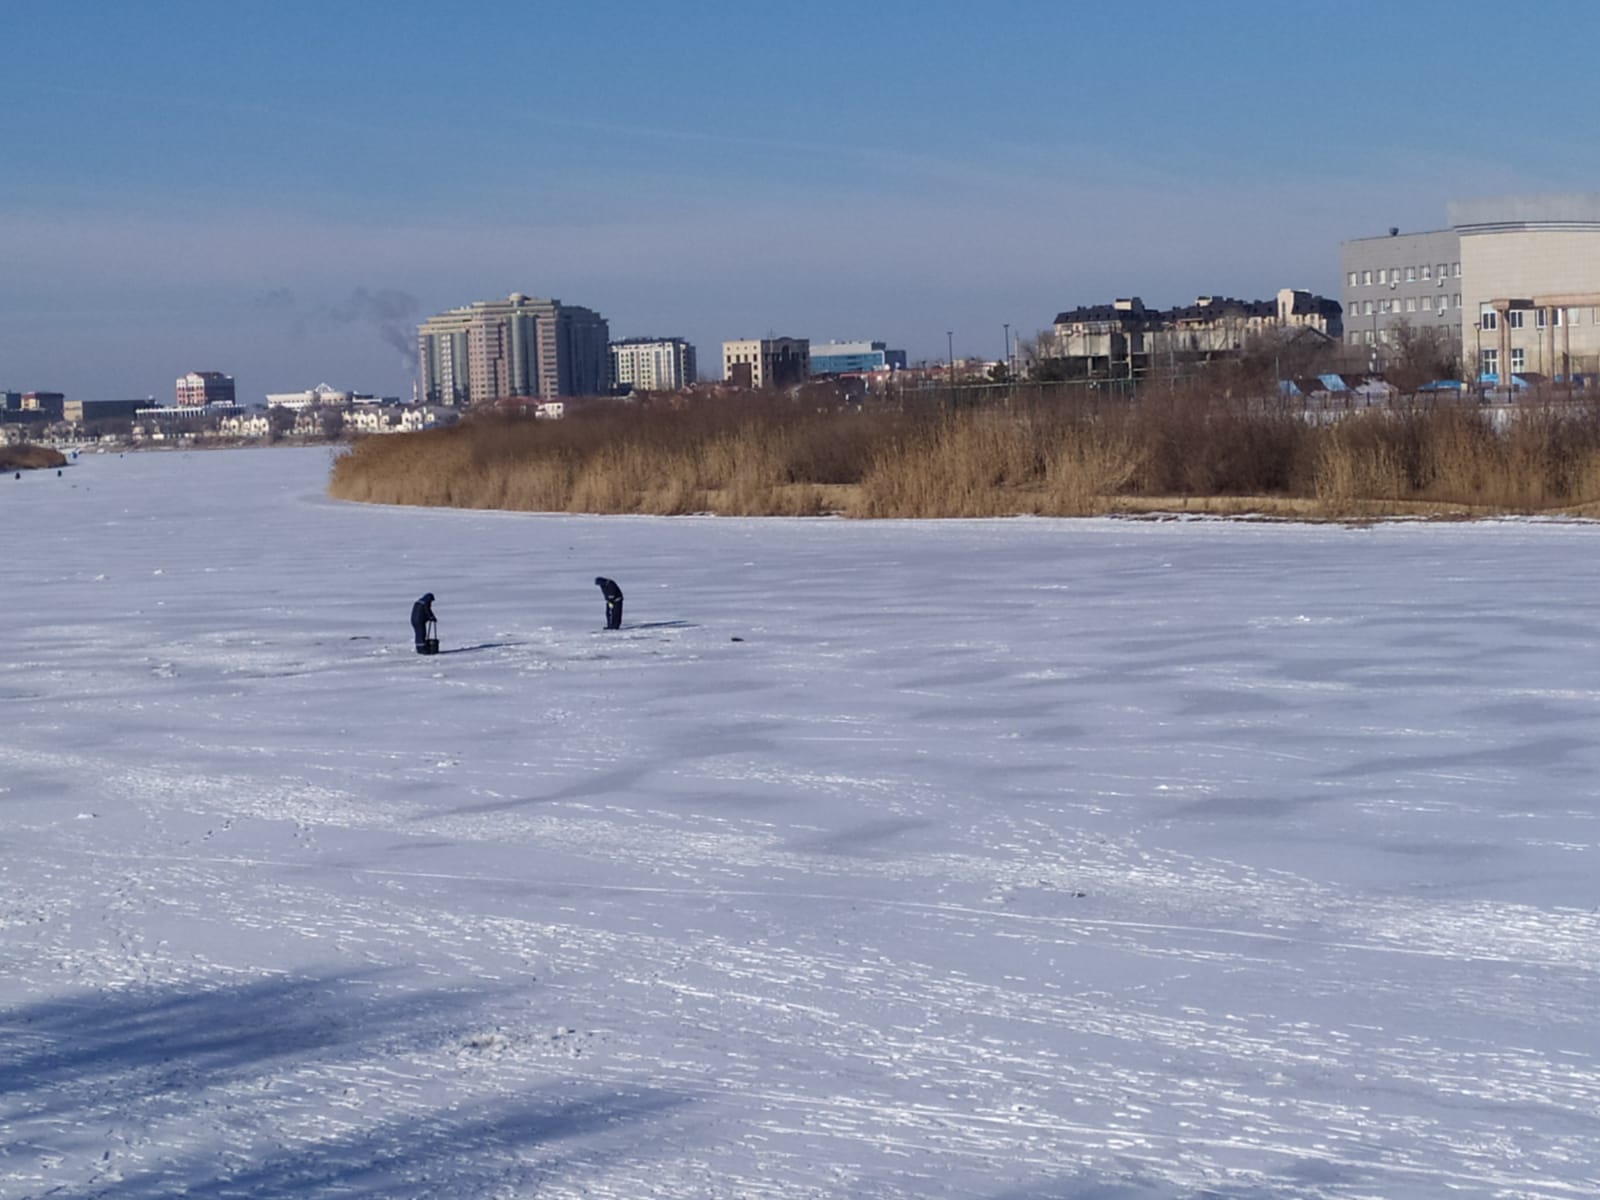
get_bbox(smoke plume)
[329,288,420,367]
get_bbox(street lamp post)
[947,331,955,386]
[1003,323,1011,378]
[1370,301,1378,374]
[1474,320,1483,398]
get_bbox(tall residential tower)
[417,293,610,407]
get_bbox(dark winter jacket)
[594,577,623,603]
[411,593,436,638]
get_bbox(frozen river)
[3,446,1598,1198]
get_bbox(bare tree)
[1021,329,1078,381]
[267,405,296,444]
[1387,320,1460,393]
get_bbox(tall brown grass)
[326,390,1600,520]
[0,444,68,471]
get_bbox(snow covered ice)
[3,447,1599,1199]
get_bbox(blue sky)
[3,0,1594,401]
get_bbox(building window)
[1508,310,1526,329]
[1422,295,1433,310]
[1405,298,1416,312]
[1453,262,1462,276]
[1536,308,1564,328]
[1481,348,1498,377]
[1364,300,1375,315]
[1511,348,1526,372]
[1348,271,1358,286]
[1421,264,1432,279]
[1437,262,1448,278]
[1406,266,1417,282]
[1362,270,1373,286]
[1454,293,1462,308]
[1480,307,1497,331]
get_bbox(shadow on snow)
[2,969,485,1119]
[435,641,519,655]
[93,1088,688,1198]
[0,970,692,1195]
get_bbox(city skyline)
[3,0,1595,401]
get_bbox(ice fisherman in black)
[594,577,623,630]
[410,592,436,651]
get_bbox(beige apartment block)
[1455,208,1600,381]
[1343,195,1600,382]
[722,337,809,389]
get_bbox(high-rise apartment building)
[417,293,610,407]
[721,337,810,389]
[176,371,235,407]
[609,337,697,392]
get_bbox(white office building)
[610,338,697,392]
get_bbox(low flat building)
[810,341,908,375]
[265,383,356,409]
[134,403,243,420]
[63,399,146,423]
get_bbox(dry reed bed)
[0,444,68,472]
[326,393,1600,520]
